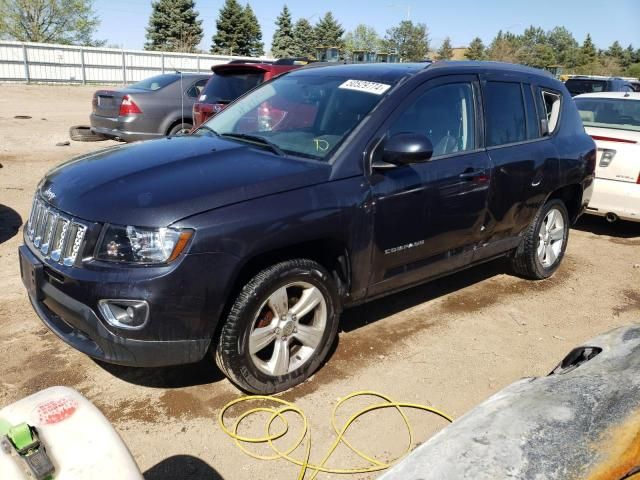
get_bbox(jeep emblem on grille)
[43,187,56,201]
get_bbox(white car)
[575,92,640,223]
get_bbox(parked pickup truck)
[19,62,595,393]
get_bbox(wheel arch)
[546,183,583,224]
[164,115,194,135]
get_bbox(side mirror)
[382,133,434,166]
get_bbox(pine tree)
[465,37,486,60]
[145,0,203,52]
[579,34,597,66]
[241,4,264,56]
[314,12,345,49]
[606,40,624,59]
[211,0,245,55]
[271,5,295,58]
[437,37,454,60]
[292,18,316,58]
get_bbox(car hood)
[38,136,331,226]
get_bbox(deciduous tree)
[0,0,103,45]
[384,20,429,62]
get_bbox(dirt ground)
[1,83,639,480]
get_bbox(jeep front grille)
[26,197,87,267]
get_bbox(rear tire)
[216,259,340,394]
[512,199,570,279]
[167,122,192,136]
[69,125,107,142]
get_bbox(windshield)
[575,97,640,132]
[130,74,179,91]
[199,74,391,160]
[565,79,607,96]
[201,70,265,104]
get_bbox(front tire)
[512,199,570,279]
[216,259,340,394]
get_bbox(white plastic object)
[0,386,142,479]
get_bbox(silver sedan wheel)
[249,281,327,376]
[537,207,565,268]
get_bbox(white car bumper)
[586,177,640,222]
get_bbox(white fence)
[0,40,270,84]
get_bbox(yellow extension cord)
[217,391,453,479]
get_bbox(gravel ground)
[1,83,639,480]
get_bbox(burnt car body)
[20,62,595,393]
[90,73,210,142]
[380,325,640,480]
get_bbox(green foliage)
[145,0,203,52]
[271,5,295,58]
[0,0,103,45]
[580,34,597,65]
[436,36,454,60]
[626,63,640,78]
[465,37,486,60]
[344,24,380,57]
[606,40,624,59]
[241,4,264,56]
[211,0,263,56]
[292,18,315,58]
[384,20,429,61]
[487,30,522,62]
[314,12,344,49]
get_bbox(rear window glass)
[484,81,527,147]
[565,79,607,96]
[575,98,640,132]
[201,70,265,104]
[129,74,179,91]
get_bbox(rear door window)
[484,81,527,147]
[202,70,265,104]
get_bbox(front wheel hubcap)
[537,207,565,268]
[249,282,327,376]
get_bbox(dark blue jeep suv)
[20,62,596,393]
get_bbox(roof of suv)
[290,61,555,84]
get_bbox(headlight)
[96,225,193,264]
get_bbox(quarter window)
[484,81,526,147]
[541,90,562,135]
[389,83,476,157]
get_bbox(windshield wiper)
[220,133,286,157]
[196,125,219,136]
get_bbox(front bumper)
[586,177,640,222]
[90,113,163,143]
[19,244,212,367]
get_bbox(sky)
[95,0,640,53]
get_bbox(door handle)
[459,169,487,181]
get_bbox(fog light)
[98,299,149,330]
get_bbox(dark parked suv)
[20,62,595,393]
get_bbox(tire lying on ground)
[69,125,107,142]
